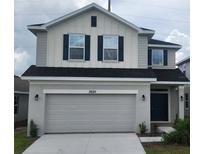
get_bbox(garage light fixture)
[35,94,39,101]
[142,95,145,101]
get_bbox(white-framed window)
[14,95,19,115]
[103,35,118,61]
[69,34,85,60]
[152,49,164,66]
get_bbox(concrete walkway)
[23,133,146,154]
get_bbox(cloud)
[14,48,30,75]
[165,29,190,62]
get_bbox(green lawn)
[14,128,38,154]
[143,143,190,154]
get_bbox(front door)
[151,93,168,121]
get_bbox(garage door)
[45,94,136,133]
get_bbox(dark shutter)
[63,34,69,60]
[98,35,103,61]
[118,36,124,61]
[85,35,90,61]
[148,49,152,65]
[91,16,97,27]
[164,50,168,66]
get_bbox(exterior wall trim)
[14,91,29,94]
[152,81,189,85]
[22,76,157,82]
[148,44,181,49]
[43,89,138,95]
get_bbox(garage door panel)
[45,94,136,133]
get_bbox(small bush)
[163,117,190,145]
[30,120,38,137]
[139,122,148,134]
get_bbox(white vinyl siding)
[138,36,148,68]
[36,32,47,66]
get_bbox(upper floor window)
[152,49,164,66]
[69,34,85,60]
[91,16,97,27]
[103,35,118,61]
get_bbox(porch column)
[178,86,185,119]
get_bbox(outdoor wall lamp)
[180,95,184,101]
[35,94,39,101]
[142,95,145,101]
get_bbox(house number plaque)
[89,90,96,94]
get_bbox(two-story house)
[22,3,189,136]
[177,57,190,116]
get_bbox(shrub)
[139,122,148,134]
[30,120,38,137]
[162,117,190,145]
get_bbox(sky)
[14,0,190,75]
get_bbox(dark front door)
[151,93,168,121]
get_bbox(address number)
[89,90,96,94]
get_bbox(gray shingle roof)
[22,65,189,82]
[148,39,181,46]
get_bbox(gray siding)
[15,94,29,122]
[150,49,176,69]
[138,36,148,68]
[36,32,47,66]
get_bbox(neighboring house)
[14,75,29,126]
[21,3,189,136]
[176,57,190,116]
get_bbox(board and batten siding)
[46,9,140,68]
[36,32,47,66]
[138,36,148,68]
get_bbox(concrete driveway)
[23,133,146,154]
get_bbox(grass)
[14,128,38,154]
[143,143,190,154]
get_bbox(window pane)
[70,48,84,59]
[104,36,118,48]
[70,35,85,47]
[152,50,163,65]
[104,49,117,60]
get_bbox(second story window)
[103,36,118,61]
[69,34,85,60]
[152,49,164,66]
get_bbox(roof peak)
[27,2,154,36]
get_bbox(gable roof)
[148,39,182,49]
[22,65,189,83]
[28,3,154,36]
[176,57,190,66]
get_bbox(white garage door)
[45,94,136,133]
